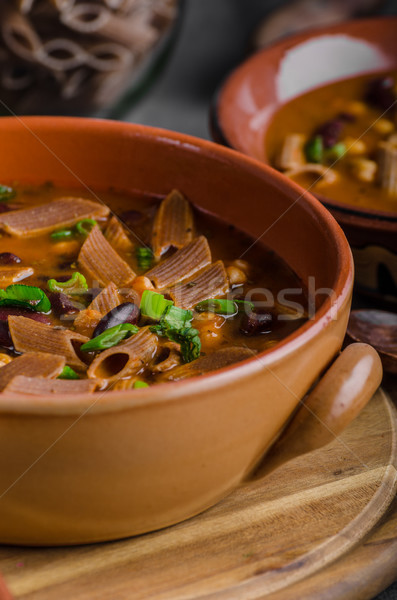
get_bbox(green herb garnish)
[0,184,16,201]
[195,298,237,316]
[133,381,149,389]
[75,219,97,236]
[162,304,193,329]
[58,366,80,380]
[0,284,51,312]
[48,272,88,295]
[234,299,255,312]
[51,229,74,240]
[159,326,201,363]
[51,219,97,241]
[140,290,172,321]
[325,142,346,162]
[304,135,323,163]
[81,323,139,352]
[136,247,153,271]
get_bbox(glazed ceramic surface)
[213,17,397,305]
[0,118,352,545]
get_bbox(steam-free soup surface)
[0,183,307,394]
[267,71,397,213]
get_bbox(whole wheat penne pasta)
[0,352,65,391]
[159,347,256,381]
[170,261,229,309]
[89,282,123,315]
[74,282,123,335]
[0,266,34,285]
[78,225,136,287]
[377,141,397,197]
[8,316,89,371]
[87,327,157,381]
[0,197,109,237]
[104,215,134,252]
[276,133,306,171]
[152,189,194,258]
[146,236,211,289]
[4,376,99,395]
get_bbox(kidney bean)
[47,292,81,317]
[365,76,396,112]
[0,252,22,265]
[314,119,344,148]
[93,302,140,337]
[240,309,274,336]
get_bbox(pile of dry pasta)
[0,0,178,115]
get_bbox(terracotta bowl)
[212,16,397,305]
[0,117,356,546]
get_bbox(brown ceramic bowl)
[0,117,355,546]
[212,17,397,305]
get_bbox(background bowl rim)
[212,15,397,224]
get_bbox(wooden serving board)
[0,388,396,600]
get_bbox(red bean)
[314,119,344,149]
[0,252,21,265]
[240,309,273,336]
[365,76,396,112]
[93,302,140,337]
[47,292,81,317]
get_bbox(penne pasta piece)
[152,189,194,258]
[8,316,89,371]
[104,215,134,252]
[0,197,109,237]
[78,225,136,288]
[4,376,99,395]
[284,164,338,184]
[112,378,139,391]
[146,236,211,289]
[377,141,397,197]
[170,261,229,309]
[87,327,157,381]
[275,133,306,171]
[0,352,65,391]
[0,266,34,285]
[159,347,256,381]
[74,282,123,335]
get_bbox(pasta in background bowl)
[0,117,358,545]
[0,0,181,116]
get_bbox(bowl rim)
[212,15,397,223]
[0,116,353,414]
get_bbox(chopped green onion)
[76,219,97,236]
[133,381,149,389]
[325,142,346,162]
[58,366,79,380]
[195,298,237,316]
[0,184,16,201]
[140,290,172,321]
[51,229,74,240]
[304,136,323,163]
[81,323,139,352]
[136,247,153,271]
[48,272,88,295]
[162,305,193,329]
[0,284,51,312]
[234,299,255,312]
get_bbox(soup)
[0,183,307,394]
[266,71,397,213]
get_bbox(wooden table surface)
[0,385,396,600]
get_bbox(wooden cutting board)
[0,388,396,600]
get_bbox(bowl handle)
[255,343,383,479]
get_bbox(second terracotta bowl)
[212,17,397,306]
[0,117,356,546]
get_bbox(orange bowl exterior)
[0,117,353,545]
[213,17,397,305]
